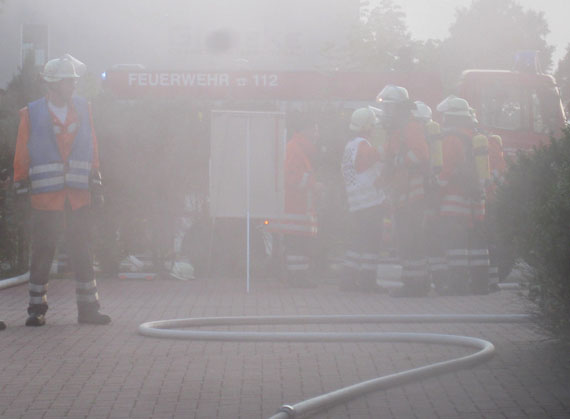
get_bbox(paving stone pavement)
[1,275,569,419]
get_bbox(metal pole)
[246,117,251,293]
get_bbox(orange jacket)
[438,127,485,222]
[386,119,430,207]
[284,133,317,215]
[13,98,99,211]
[266,133,318,236]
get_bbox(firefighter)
[268,114,321,287]
[377,86,431,297]
[435,95,490,295]
[340,108,386,292]
[12,54,111,326]
[411,101,448,289]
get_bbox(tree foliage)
[442,0,554,77]
[325,0,412,71]
[327,0,554,90]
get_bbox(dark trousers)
[28,205,100,315]
[439,217,490,295]
[284,234,314,283]
[395,204,430,292]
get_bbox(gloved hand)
[90,171,105,209]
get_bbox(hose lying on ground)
[0,272,29,290]
[138,313,530,419]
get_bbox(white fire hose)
[0,272,29,290]
[139,313,530,419]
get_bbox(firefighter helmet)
[376,84,410,104]
[436,95,472,117]
[411,101,432,121]
[41,54,86,83]
[349,108,378,133]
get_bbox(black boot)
[0,320,6,330]
[25,314,46,327]
[78,309,111,325]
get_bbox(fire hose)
[138,313,530,419]
[0,272,29,290]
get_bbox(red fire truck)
[100,65,566,279]
[458,69,567,157]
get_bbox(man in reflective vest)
[435,96,490,295]
[340,108,386,292]
[268,114,320,287]
[377,85,431,297]
[13,54,111,326]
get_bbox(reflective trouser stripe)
[76,280,99,303]
[469,249,490,267]
[286,255,310,272]
[76,280,97,291]
[446,249,470,267]
[344,250,361,270]
[29,283,48,293]
[428,257,447,273]
[361,253,379,272]
[29,282,48,306]
[447,248,490,268]
[266,215,318,236]
[402,259,428,282]
[29,295,47,305]
[344,251,379,272]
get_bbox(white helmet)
[349,107,378,132]
[411,101,432,121]
[41,54,86,83]
[376,84,410,104]
[436,95,472,117]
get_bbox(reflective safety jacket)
[13,96,99,211]
[437,127,487,222]
[28,97,93,193]
[341,137,385,212]
[385,119,430,208]
[267,133,318,236]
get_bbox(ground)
[1,275,569,419]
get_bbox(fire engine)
[100,62,566,280]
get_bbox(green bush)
[494,128,570,339]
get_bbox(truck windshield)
[479,82,562,134]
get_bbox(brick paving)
[1,274,569,419]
